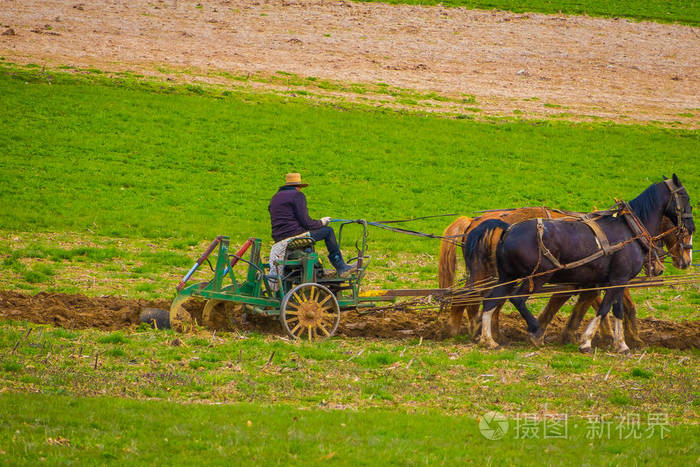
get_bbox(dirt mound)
[0,291,169,331]
[1,291,698,349]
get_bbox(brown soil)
[1,1,698,126]
[0,291,170,331]
[2,291,698,349]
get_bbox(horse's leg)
[466,303,481,337]
[622,289,643,348]
[446,303,466,337]
[480,306,498,349]
[561,291,599,344]
[587,293,614,342]
[579,287,624,353]
[537,293,572,342]
[472,303,505,340]
[599,314,613,341]
[508,278,550,347]
[611,297,630,354]
[492,303,504,341]
[479,285,514,349]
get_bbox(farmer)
[268,173,357,277]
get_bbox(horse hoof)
[479,339,500,350]
[627,337,644,349]
[559,332,576,345]
[579,345,592,354]
[528,333,544,348]
[615,345,630,355]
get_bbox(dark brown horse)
[466,175,694,353]
[439,210,681,346]
[536,215,693,346]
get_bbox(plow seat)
[285,236,315,255]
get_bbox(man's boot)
[328,252,358,278]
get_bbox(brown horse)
[439,207,578,338]
[439,209,684,346]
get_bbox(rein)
[331,217,466,245]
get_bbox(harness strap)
[536,218,563,269]
[663,178,682,195]
[560,249,606,270]
[535,213,635,273]
[619,204,654,252]
[581,218,613,254]
[663,178,692,221]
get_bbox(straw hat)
[284,173,308,187]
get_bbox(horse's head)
[662,174,694,269]
[660,215,693,269]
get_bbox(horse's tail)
[438,216,473,288]
[465,219,510,279]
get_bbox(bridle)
[662,178,694,254]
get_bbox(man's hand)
[321,217,332,226]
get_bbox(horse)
[466,175,694,353]
[535,215,693,345]
[439,207,574,338]
[438,209,676,345]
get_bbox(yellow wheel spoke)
[321,314,337,324]
[318,295,333,306]
[293,324,305,338]
[304,288,314,303]
[284,285,338,340]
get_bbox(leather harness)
[533,179,691,274]
[535,215,628,272]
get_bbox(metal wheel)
[280,283,340,341]
[169,294,196,332]
[169,282,214,332]
[202,299,223,328]
[202,299,245,330]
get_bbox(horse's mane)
[628,183,662,226]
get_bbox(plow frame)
[170,221,391,338]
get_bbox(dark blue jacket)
[268,186,323,242]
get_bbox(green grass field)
[357,0,700,26]
[2,393,698,465]
[0,321,698,464]
[0,63,698,463]
[1,64,697,249]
